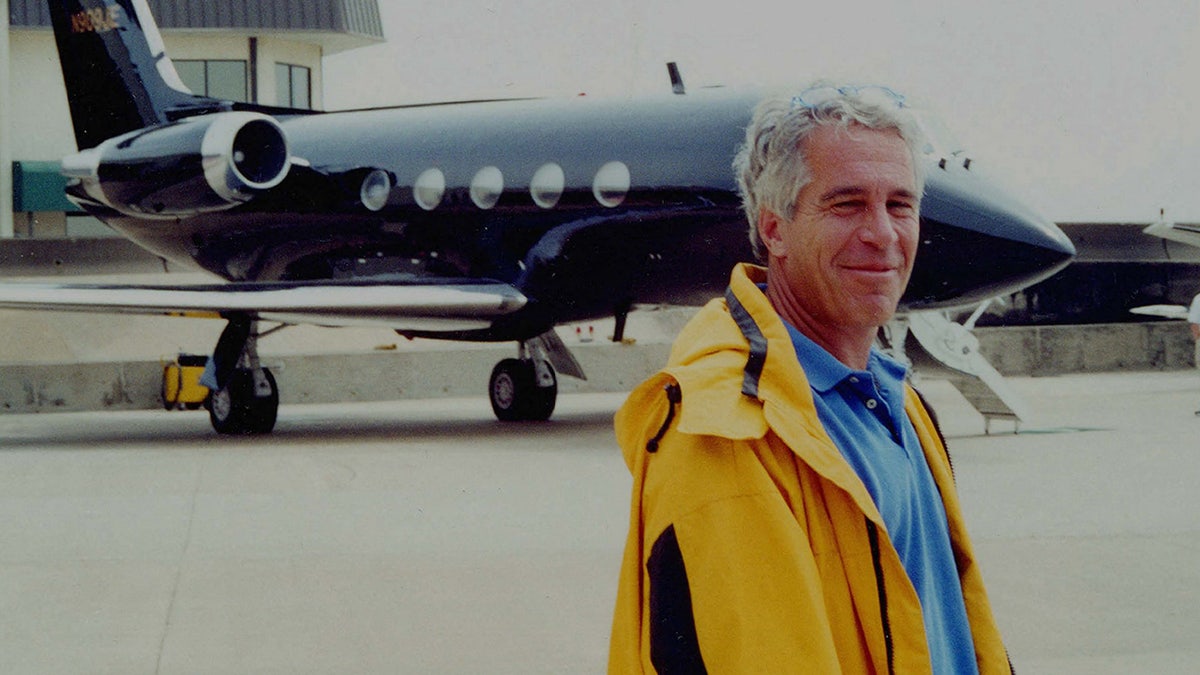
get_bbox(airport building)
[1,0,383,239]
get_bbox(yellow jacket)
[608,264,1009,674]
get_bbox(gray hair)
[733,84,928,261]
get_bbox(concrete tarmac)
[1,370,1198,673]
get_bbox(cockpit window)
[912,108,966,159]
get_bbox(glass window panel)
[292,67,310,109]
[275,63,312,109]
[275,63,291,107]
[206,61,247,102]
[174,60,205,95]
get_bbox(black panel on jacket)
[647,525,708,674]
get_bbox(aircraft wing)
[0,279,527,331]
[1144,220,1200,249]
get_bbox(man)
[608,85,1010,673]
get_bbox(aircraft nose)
[904,161,1076,310]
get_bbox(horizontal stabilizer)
[0,278,527,332]
[1130,304,1189,320]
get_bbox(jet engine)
[61,111,291,218]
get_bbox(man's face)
[761,124,920,335]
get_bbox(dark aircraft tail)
[47,0,227,149]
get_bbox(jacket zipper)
[913,387,955,480]
[866,518,895,675]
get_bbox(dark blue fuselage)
[81,90,1075,340]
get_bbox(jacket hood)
[616,264,855,484]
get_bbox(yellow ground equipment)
[162,354,210,410]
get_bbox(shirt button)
[849,376,859,383]
[866,399,878,409]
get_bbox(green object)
[12,161,80,212]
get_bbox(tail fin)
[47,0,226,149]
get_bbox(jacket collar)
[657,263,885,520]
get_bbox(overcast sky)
[324,0,1199,224]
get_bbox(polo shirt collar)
[780,320,909,395]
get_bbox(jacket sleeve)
[612,414,848,673]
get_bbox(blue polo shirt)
[783,321,979,675]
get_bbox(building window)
[275,63,311,109]
[175,60,249,102]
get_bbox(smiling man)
[608,86,1011,673]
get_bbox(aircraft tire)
[206,368,279,434]
[489,358,532,421]
[489,358,557,422]
[525,361,557,421]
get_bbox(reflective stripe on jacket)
[608,263,1010,674]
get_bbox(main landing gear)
[487,330,586,422]
[203,318,280,435]
[207,367,278,434]
[199,321,587,432]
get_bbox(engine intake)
[61,111,291,218]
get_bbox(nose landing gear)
[487,330,584,422]
[489,357,557,421]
